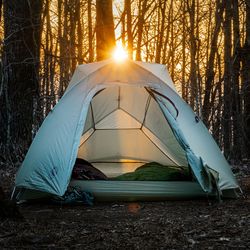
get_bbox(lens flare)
[112,45,128,62]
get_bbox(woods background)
[0,0,249,164]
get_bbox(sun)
[112,44,128,62]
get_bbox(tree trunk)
[202,0,225,125]
[0,0,43,148]
[96,0,116,61]
[155,1,166,63]
[162,0,173,65]
[223,0,233,158]
[242,0,250,159]
[69,0,77,72]
[88,0,94,62]
[76,0,83,64]
[187,0,198,110]
[231,0,241,161]
[0,0,2,23]
[181,1,187,100]
[125,0,133,58]
[135,0,147,61]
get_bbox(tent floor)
[15,182,214,202]
[69,180,215,201]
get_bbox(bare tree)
[96,0,115,60]
[202,0,225,125]
[242,0,250,159]
[222,0,232,158]
[155,0,166,63]
[124,0,133,58]
[135,0,148,61]
[231,0,242,160]
[88,0,94,62]
[0,0,43,149]
[187,0,198,110]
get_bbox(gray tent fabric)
[14,59,239,200]
[158,102,213,192]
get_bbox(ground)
[0,166,250,249]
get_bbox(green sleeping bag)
[113,162,190,181]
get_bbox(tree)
[242,0,250,159]
[222,0,233,158]
[187,0,198,111]
[124,0,133,58]
[135,0,148,61]
[231,0,241,160]
[202,0,225,125]
[96,0,116,60]
[0,0,43,149]
[88,0,94,62]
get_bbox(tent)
[13,59,239,201]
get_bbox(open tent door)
[77,85,189,177]
[69,85,212,201]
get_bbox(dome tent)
[13,59,239,201]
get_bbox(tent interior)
[78,85,188,177]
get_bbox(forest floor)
[0,164,250,249]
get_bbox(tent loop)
[93,88,105,98]
[195,116,200,123]
[146,88,179,119]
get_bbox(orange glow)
[112,44,128,62]
[127,203,141,213]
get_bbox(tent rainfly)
[13,59,240,201]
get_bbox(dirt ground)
[0,167,250,249]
